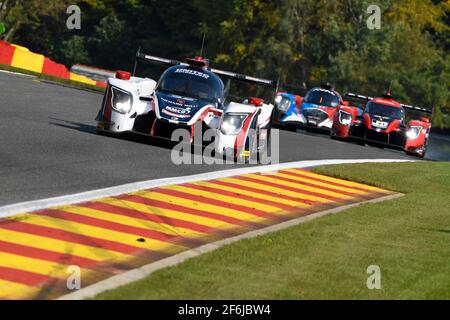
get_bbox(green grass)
[93,162,450,300]
[0,63,105,93]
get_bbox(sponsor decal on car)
[174,68,210,79]
[373,98,398,106]
[161,109,191,118]
[312,88,337,96]
[165,105,192,114]
[160,97,196,108]
[372,119,389,129]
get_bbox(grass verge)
[0,63,105,93]
[93,161,450,299]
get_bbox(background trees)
[1,0,448,127]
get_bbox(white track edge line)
[0,70,37,78]
[0,159,413,218]
[57,192,404,300]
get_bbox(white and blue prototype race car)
[96,50,278,161]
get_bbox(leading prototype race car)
[273,84,349,131]
[330,91,432,158]
[96,50,278,161]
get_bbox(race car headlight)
[274,95,282,105]
[275,95,291,113]
[220,113,248,135]
[338,110,352,126]
[111,87,133,114]
[406,126,422,140]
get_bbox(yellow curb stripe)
[136,191,267,223]
[245,174,357,201]
[0,279,41,300]
[274,172,371,195]
[219,177,331,203]
[61,205,206,240]
[0,252,94,280]
[98,198,235,230]
[11,47,45,74]
[0,228,126,262]
[194,180,311,208]
[165,185,283,213]
[11,214,186,255]
[286,169,388,192]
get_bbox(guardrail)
[71,64,116,82]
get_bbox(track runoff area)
[0,159,409,300]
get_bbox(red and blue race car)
[331,91,433,158]
[273,84,349,131]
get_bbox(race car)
[95,50,278,161]
[273,84,348,131]
[330,91,432,158]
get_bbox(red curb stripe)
[0,240,96,268]
[115,194,246,226]
[79,201,214,234]
[183,183,295,211]
[287,169,375,192]
[36,209,190,246]
[0,221,141,255]
[234,176,346,203]
[40,209,205,248]
[211,180,320,206]
[0,266,50,287]
[0,41,15,65]
[256,173,359,197]
[153,188,273,219]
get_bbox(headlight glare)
[275,95,291,113]
[111,87,133,114]
[406,126,422,140]
[274,95,282,104]
[339,110,352,126]
[220,113,248,135]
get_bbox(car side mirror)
[342,101,349,106]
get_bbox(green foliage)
[1,0,448,127]
[58,35,91,66]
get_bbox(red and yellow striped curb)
[0,168,392,299]
[0,41,106,88]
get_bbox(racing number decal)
[234,110,258,157]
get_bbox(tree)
[0,0,74,42]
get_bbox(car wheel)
[330,129,339,140]
[406,147,426,158]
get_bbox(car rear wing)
[345,93,374,101]
[346,92,433,115]
[400,103,433,115]
[133,48,279,92]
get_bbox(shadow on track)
[48,117,179,151]
[276,124,436,161]
[48,118,230,162]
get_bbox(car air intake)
[302,109,328,124]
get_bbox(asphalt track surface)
[0,71,430,207]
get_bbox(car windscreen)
[366,102,404,120]
[157,69,222,103]
[304,89,340,107]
